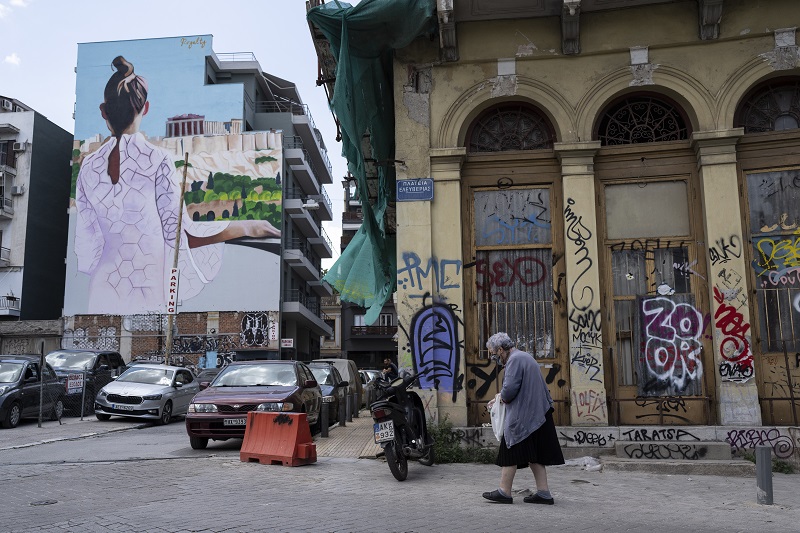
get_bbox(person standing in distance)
[482,332,564,504]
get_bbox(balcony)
[308,225,333,258]
[0,295,20,317]
[350,325,398,337]
[284,238,321,281]
[0,246,9,267]
[342,210,363,231]
[0,196,12,219]
[254,101,333,184]
[282,289,332,337]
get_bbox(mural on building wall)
[65,37,282,316]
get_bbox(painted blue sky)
[0,0,358,267]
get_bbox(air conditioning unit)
[12,142,25,152]
[14,106,24,113]
[10,186,24,196]
[1,100,12,111]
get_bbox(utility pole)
[164,153,190,365]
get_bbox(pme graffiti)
[397,252,462,295]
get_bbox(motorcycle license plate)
[374,420,394,443]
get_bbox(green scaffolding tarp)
[307,0,437,324]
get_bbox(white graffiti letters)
[642,297,704,392]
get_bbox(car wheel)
[95,412,111,421]
[2,401,21,428]
[50,398,65,421]
[158,401,173,425]
[189,436,208,450]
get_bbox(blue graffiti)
[410,300,464,398]
[397,253,462,295]
[482,213,550,245]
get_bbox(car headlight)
[98,389,108,398]
[188,403,218,413]
[142,394,163,401]
[256,402,293,412]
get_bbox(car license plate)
[112,404,134,411]
[223,418,247,426]
[374,420,394,443]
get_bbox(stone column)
[396,147,467,426]
[554,141,609,426]
[692,129,762,426]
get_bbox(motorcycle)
[370,370,435,481]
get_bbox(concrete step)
[600,456,756,477]
[614,440,732,460]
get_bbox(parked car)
[193,367,221,387]
[0,355,65,428]
[185,360,322,450]
[45,349,126,415]
[312,358,363,411]
[308,361,348,424]
[94,364,198,425]
[360,369,382,407]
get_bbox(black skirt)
[495,409,565,468]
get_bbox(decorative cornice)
[697,0,724,41]
[562,1,581,55]
[438,0,459,62]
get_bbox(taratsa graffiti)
[726,428,795,459]
[397,252,462,295]
[621,427,700,441]
[406,294,465,401]
[640,296,705,395]
[713,286,754,382]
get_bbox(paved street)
[0,413,798,532]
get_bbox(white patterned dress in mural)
[75,132,226,314]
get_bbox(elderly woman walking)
[482,332,564,505]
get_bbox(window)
[746,169,800,353]
[353,314,366,327]
[596,95,690,145]
[379,314,393,327]
[324,319,335,340]
[467,103,554,153]
[0,141,15,168]
[736,79,800,133]
[474,188,554,358]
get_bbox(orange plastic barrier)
[240,412,317,466]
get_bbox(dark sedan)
[185,360,322,450]
[45,349,126,415]
[0,355,65,428]
[308,361,348,424]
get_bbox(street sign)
[396,178,433,202]
[281,338,294,348]
[166,268,179,314]
[66,373,84,395]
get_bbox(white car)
[95,364,198,425]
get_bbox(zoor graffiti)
[639,296,705,396]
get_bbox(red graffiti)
[713,287,753,370]
[475,257,547,290]
[572,389,606,421]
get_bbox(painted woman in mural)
[75,56,280,314]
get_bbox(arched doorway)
[461,102,570,426]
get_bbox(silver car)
[95,364,198,425]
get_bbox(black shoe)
[482,489,513,504]
[523,493,554,505]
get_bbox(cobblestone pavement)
[1,413,798,532]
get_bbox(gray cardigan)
[500,348,554,447]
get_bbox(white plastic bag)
[489,393,505,442]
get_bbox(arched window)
[735,79,800,133]
[596,94,690,145]
[467,103,554,153]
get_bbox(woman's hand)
[238,220,280,238]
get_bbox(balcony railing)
[351,326,398,336]
[285,185,332,215]
[255,101,332,176]
[321,295,341,307]
[319,225,333,251]
[284,290,320,315]
[216,52,258,62]
[287,238,321,271]
[342,211,363,222]
[0,246,9,264]
[0,295,20,311]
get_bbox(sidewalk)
[314,409,382,458]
